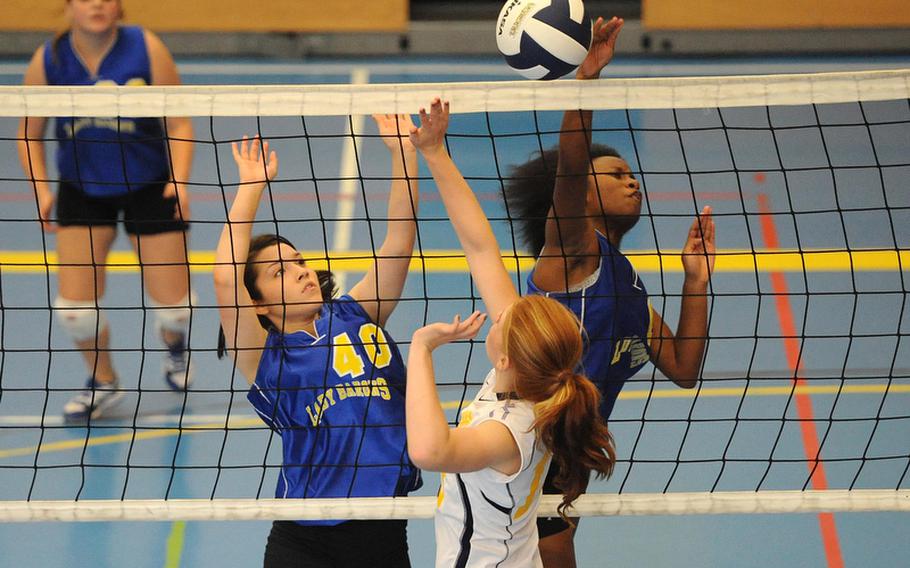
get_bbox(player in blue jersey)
[214,115,422,567]
[16,0,195,421]
[501,17,717,567]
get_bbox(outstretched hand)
[412,311,487,352]
[374,113,417,153]
[231,135,278,187]
[408,98,450,156]
[681,205,716,284]
[576,16,624,80]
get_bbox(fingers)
[251,135,262,162]
[233,135,273,164]
[692,205,715,249]
[593,16,622,39]
[418,106,429,128]
[701,205,716,246]
[456,311,487,339]
[684,206,716,259]
[447,311,487,338]
[461,310,486,328]
[397,113,414,134]
[266,149,279,180]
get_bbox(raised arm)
[534,16,624,291]
[348,114,420,327]
[16,45,54,233]
[213,136,278,383]
[407,312,521,474]
[410,99,519,318]
[650,206,715,388]
[147,30,194,221]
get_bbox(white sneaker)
[63,378,123,422]
[163,334,193,391]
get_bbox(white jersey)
[435,370,552,568]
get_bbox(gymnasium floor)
[1,55,909,567]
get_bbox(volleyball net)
[0,70,908,521]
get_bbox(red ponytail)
[503,295,616,522]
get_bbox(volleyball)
[496,0,592,80]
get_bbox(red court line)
[0,189,742,204]
[756,192,844,568]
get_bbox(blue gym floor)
[1,56,909,567]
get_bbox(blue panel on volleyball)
[505,37,577,81]
[534,1,592,46]
[496,0,592,80]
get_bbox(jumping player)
[501,17,717,566]
[214,115,422,567]
[407,99,615,568]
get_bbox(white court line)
[0,414,258,427]
[331,67,369,291]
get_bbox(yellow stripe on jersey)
[514,453,550,520]
[437,472,446,509]
[646,300,656,346]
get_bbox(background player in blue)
[214,116,422,567]
[16,0,195,421]
[501,17,717,567]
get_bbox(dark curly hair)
[502,144,624,258]
[216,234,337,358]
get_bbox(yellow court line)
[606,383,910,400]
[1,384,907,460]
[0,417,262,459]
[0,249,907,274]
[439,384,910,407]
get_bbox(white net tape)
[3,491,908,522]
[1,69,908,117]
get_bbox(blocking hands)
[231,135,278,188]
[408,98,450,157]
[681,205,716,285]
[374,113,417,153]
[576,16,624,80]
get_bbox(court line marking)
[0,189,745,204]
[1,248,907,274]
[1,384,907,459]
[331,67,369,291]
[163,520,186,568]
[757,193,843,568]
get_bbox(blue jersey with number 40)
[248,295,421,525]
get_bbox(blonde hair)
[503,295,615,522]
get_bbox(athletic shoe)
[163,334,193,391]
[63,378,123,422]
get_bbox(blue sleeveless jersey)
[248,295,421,525]
[43,26,169,197]
[528,232,654,420]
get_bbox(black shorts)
[536,461,588,539]
[56,182,188,235]
[264,519,410,568]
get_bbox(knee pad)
[54,297,107,343]
[149,291,196,335]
